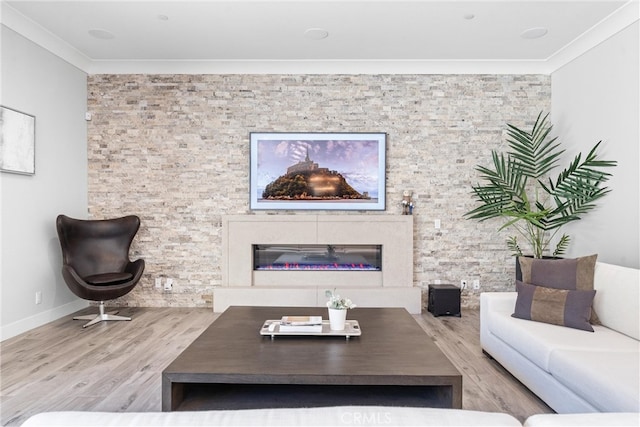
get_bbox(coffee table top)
[163,306,461,386]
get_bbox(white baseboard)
[1,299,88,341]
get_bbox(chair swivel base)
[73,301,131,328]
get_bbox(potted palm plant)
[465,112,616,259]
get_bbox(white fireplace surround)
[214,215,421,313]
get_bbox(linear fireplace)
[253,244,382,271]
[216,215,420,313]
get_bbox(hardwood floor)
[0,307,552,426]
[418,309,552,421]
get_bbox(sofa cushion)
[593,262,640,340]
[512,281,595,332]
[548,349,640,412]
[517,254,599,323]
[488,307,638,371]
[84,272,133,285]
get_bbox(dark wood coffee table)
[162,306,462,411]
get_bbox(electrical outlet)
[35,291,42,305]
[434,279,441,285]
[155,277,162,289]
[434,219,441,229]
[473,279,480,290]
[164,278,173,291]
[460,280,467,289]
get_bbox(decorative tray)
[260,319,361,339]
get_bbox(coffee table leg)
[162,375,184,411]
[452,378,463,408]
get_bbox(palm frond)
[553,234,571,257]
[465,151,528,221]
[507,236,523,257]
[539,141,617,229]
[505,112,565,179]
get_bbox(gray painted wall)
[1,26,88,340]
[551,22,639,268]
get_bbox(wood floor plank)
[1,307,552,426]
[415,310,552,422]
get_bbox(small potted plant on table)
[325,289,356,331]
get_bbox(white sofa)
[21,406,522,426]
[21,407,640,426]
[481,261,640,414]
[524,412,640,426]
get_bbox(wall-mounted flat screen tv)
[250,132,386,211]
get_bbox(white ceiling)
[2,1,638,74]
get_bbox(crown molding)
[546,0,639,72]
[84,59,551,75]
[1,2,91,72]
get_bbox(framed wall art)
[0,106,36,175]
[250,132,386,210]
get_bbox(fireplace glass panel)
[253,244,382,271]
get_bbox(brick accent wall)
[87,74,550,309]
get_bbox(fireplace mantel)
[214,215,420,313]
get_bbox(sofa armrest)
[480,292,517,353]
[481,292,517,313]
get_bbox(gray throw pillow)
[512,280,596,332]
[517,254,599,324]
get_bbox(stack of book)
[278,315,323,333]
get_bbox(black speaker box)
[427,284,461,317]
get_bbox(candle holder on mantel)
[401,190,414,215]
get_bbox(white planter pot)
[328,308,347,331]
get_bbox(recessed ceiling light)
[158,14,169,21]
[463,13,475,20]
[304,28,329,40]
[521,27,548,39]
[88,29,115,40]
